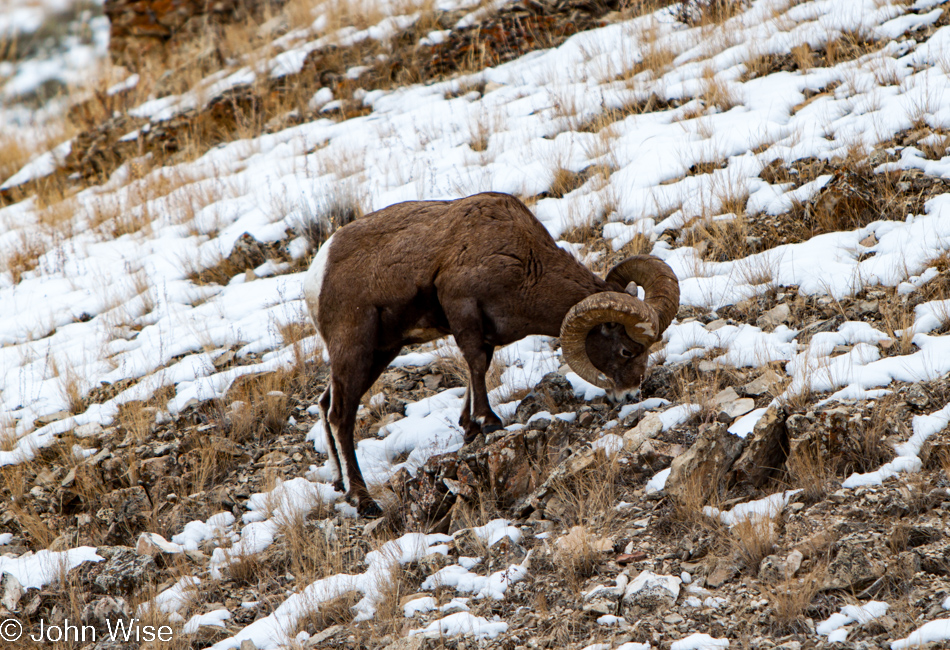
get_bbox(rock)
[729,405,788,488]
[742,369,783,396]
[74,422,104,437]
[104,0,257,71]
[623,413,663,452]
[825,542,882,590]
[81,596,131,629]
[527,411,552,431]
[706,558,739,588]
[757,303,790,328]
[666,423,745,504]
[98,486,151,539]
[74,546,158,597]
[1,573,22,611]
[381,636,429,650]
[905,384,931,409]
[514,373,576,423]
[622,570,681,611]
[135,532,182,556]
[713,387,755,419]
[759,553,799,583]
[60,467,77,488]
[139,455,172,482]
[635,439,684,465]
[712,387,740,405]
[423,374,443,390]
[35,410,70,426]
[240,641,258,650]
[698,360,723,373]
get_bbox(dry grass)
[546,166,590,199]
[1,232,47,284]
[879,298,918,357]
[0,132,35,187]
[553,525,603,592]
[669,470,726,530]
[769,564,826,632]
[275,510,352,589]
[674,0,747,26]
[700,67,738,112]
[291,187,364,253]
[730,515,779,570]
[616,22,677,82]
[822,30,880,67]
[787,442,834,502]
[790,43,815,71]
[0,462,58,548]
[579,95,675,134]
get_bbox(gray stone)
[757,303,790,328]
[1,572,22,611]
[74,546,158,597]
[666,423,745,504]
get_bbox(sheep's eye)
[620,349,634,358]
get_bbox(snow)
[0,547,102,590]
[843,402,950,488]
[421,557,529,600]
[183,609,231,633]
[703,490,802,527]
[670,633,730,650]
[210,531,451,649]
[728,407,768,438]
[409,612,509,639]
[818,602,889,639]
[645,467,671,494]
[139,576,201,615]
[592,433,624,456]
[467,519,522,546]
[892,619,950,649]
[404,596,437,617]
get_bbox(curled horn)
[604,255,680,335]
[559,256,680,389]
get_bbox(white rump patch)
[303,232,337,326]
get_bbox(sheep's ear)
[624,281,640,298]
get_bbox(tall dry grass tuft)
[292,188,364,253]
[769,564,827,633]
[787,442,834,502]
[730,515,779,571]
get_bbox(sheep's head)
[560,256,680,402]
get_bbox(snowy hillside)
[2,0,950,648]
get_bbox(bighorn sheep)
[303,192,679,516]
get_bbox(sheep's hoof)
[357,500,383,519]
[331,479,345,493]
[482,423,502,434]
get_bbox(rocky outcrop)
[104,0,280,71]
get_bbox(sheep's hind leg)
[318,386,345,493]
[328,346,400,518]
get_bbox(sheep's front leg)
[458,341,502,443]
[443,299,503,443]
